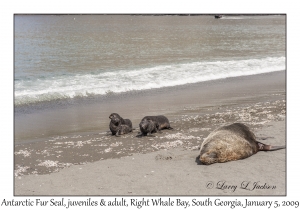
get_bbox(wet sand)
[14,71,286,195]
[14,70,285,143]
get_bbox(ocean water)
[14,14,286,142]
[15,15,285,107]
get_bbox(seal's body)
[109,113,132,136]
[139,118,158,136]
[199,123,285,165]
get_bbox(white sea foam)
[15,56,285,105]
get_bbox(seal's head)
[139,119,150,130]
[115,125,131,136]
[139,119,156,133]
[109,113,122,125]
[109,113,118,119]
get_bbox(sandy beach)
[14,71,286,196]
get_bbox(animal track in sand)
[155,154,173,160]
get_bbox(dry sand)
[14,71,286,196]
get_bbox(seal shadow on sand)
[195,155,203,165]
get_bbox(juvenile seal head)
[199,123,285,165]
[115,124,132,137]
[139,119,157,136]
[109,113,120,119]
[109,113,123,126]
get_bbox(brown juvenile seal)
[138,118,158,137]
[109,113,132,136]
[199,123,285,165]
[141,115,173,131]
[115,124,132,137]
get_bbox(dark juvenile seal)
[141,115,173,131]
[109,113,132,136]
[137,115,173,137]
[199,123,285,165]
[139,118,158,137]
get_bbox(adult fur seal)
[199,123,285,165]
[109,113,132,136]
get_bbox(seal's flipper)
[168,127,174,130]
[136,133,143,138]
[258,142,286,151]
[267,145,286,151]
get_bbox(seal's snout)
[140,122,146,129]
[140,120,149,129]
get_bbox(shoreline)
[14,70,285,143]
[14,70,286,195]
